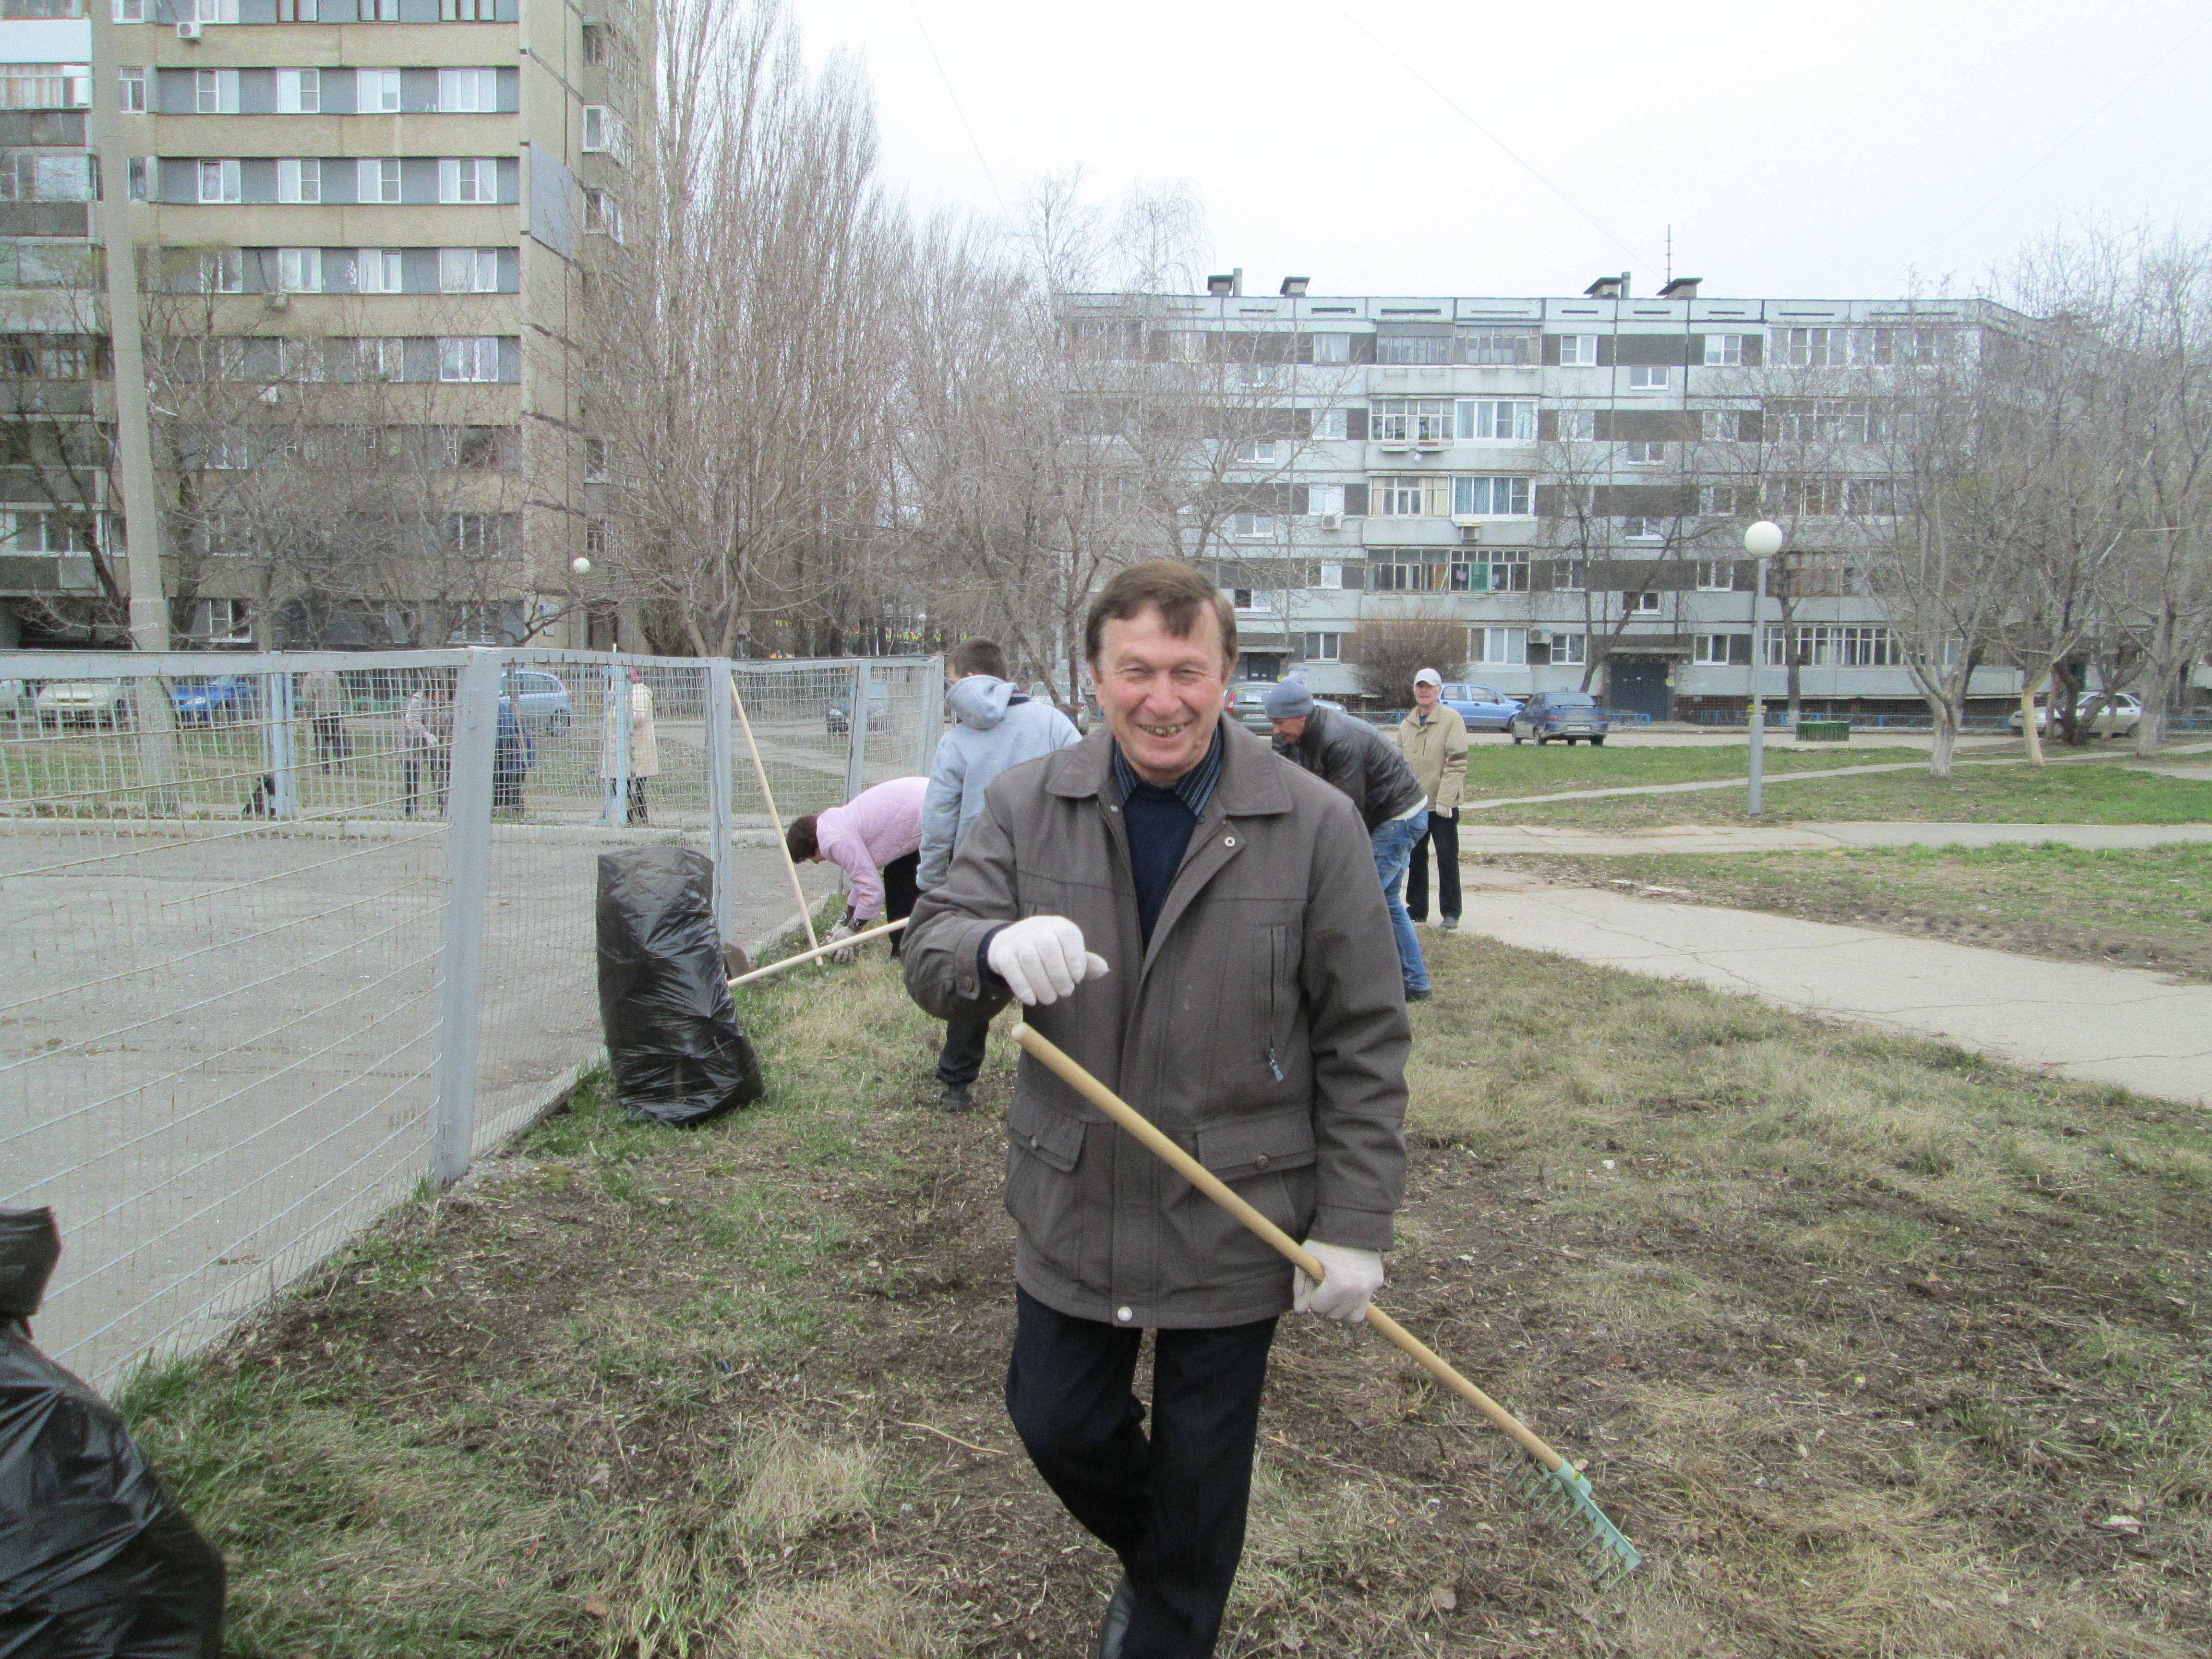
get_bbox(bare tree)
[1352,612,1465,703]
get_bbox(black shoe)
[1405,986,1432,1002]
[1095,1576,1134,1659]
[938,1084,973,1115]
[1439,915,1459,931]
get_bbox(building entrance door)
[1241,653,1285,681]
[1608,658,1672,722]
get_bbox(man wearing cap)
[1262,679,1432,1002]
[1398,669,1468,931]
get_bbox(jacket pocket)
[1004,1092,1087,1281]
[1192,1105,1319,1269]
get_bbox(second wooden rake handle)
[1008,1021,1566,1474]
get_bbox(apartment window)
[113,0,146,18]
[1372,398,1451,446]
[581,105,622,154]
[196,248,242,292]
[195,158,240,203]
[1847,478,1895,515]
[1374,333,1450,366]
[1304,482,1345,517]
[437,247,496,292]
[1620,516,1666,541]
[1306,332,1351,363]
[1372,474,1448,517]
[355,247,402,293]
[1768,398,1887,444]
[583,187,622,240]
[1626,364,1670,390]
[1622,440,1665,465]
[193,0,240,22]
[1485,550,1530,592]
[1315,562,1344,589]
[276,246,321,293]
[583,436,607,481]
[439,68,497,112]
[357,0,398,18]
[1700,409,1738,442]
[0,65,90,109]
[438,336,499,382]
[118,66,144,112]
[276,68,320,113]
[354,336,404,379]
[581,24,604,65]
[2,340,91,379]
[1310,407,1347,440]
[1369,555,1424,591]
[1301,632,1341,662]
[1227,512,1274,540]
[1703,333,1752,366]
[1,154,91,200]
[1554,559,1586,592]
[357,157,400,204]
[1233,438,1278,465]
[441,0,490,16]
[584,518,606,555]
[1764,624,1898,668]
[1694,561,1734,590]
[356,68,400,113]
[1458,327,1539,366]
[1458,399,1536,441]
[194,69,239,114]
[276,157,319,203]
[450,513,505,557]
[1548,632,1587,665]
[1555,409,1596,442]
[276,0,318,18]
[1693,633,1753,666]
[186,598,252,643]
[1467,626,1527,666]
[1453,475,1531,517]
[1557,335,1598,367]
[439,156,499,203]
[1627,590,1662,613]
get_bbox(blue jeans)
[1370,810,1430,995]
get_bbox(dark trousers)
[625,778,649,825]
[401,756,448,818]
[1405,805,1460,923]
[937,1017,988,1088]
[881,850,920,958]
[1007,1286,1277,1659]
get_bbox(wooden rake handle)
[727,917,908,987]
[1009,1021,1567,1475]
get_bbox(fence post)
[430,649,501,1186]
[265,670,298,819]
[918,654,945,775]
[706,658,734,943]
[601,658,627,827]
[843,659,872,802]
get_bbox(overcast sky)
[785,0,2212,302]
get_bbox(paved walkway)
[1451,878,2212,1107]
[1458,821,2212,856]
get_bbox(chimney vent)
[1206,273,1235,297]
[1279,276,1310,297]
[1658,276,1701,300]
[1583,272,1630,300]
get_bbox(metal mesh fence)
[0,647,936,1388]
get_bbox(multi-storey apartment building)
[1062,275,2028,720]
[0,0,627,649]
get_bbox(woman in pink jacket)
[785,774,928,959]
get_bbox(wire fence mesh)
[0,647,936,1389]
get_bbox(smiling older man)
[902,560,1409,1659]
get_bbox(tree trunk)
[1929,696,1960,778]
[2019,672,2045,766]
[2134,612,2176,757]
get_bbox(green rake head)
[1497,1449,1643,1594]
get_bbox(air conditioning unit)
[263,290,289,312]
[176,19,203,37]
[1319,511,1343,530]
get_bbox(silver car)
[35,679,136,728]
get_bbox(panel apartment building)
[1062,276,2027,721]
[0,0,627,650]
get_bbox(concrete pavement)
[1458,822,2212,855]
[1450,877,2212,1107]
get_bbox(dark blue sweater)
[1121,779,1199,946]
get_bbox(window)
[194,0,240,22]
[0,507,96,553]
[1554,409,1596,442]
[1763,624,1900,668]
[113,0,146,18]
[1846,478,1895,515]
[276,0,318,18]
[1700,483,1757,517]
[583,436,607,481]
[276,68,319,112]
[1315,562,1345,589]
[1556,335,1598,367]
[1,154,92,201]
[1626,364,1670,390]
[581,105,623,155]
[194,69,239,114]
[441,0,490,16]
[449,513,505,557]
[354,247,402,293]
[1310,407,1347,441]
[1457,399,1536,441]
[1229,588,1278,613]
[1301,632,1341,662]
[186,598,252,644]
[357,157,400,203]
[1700,409,1739,442]
[128,155,153,199]
[1374,333,1450,365]
[438,336,499,382]
[276,246,320,292]
[276,157,319,203]
[1620,516,1666,541]
[1458,327,1539,366]
[584,518,606,555]
[1371,398,1450,446]
[438,246,497,292]
[1369,555,1424,591]
[1227,513,1274,540]
[583,187,622,240]
[1233,438,1278,464]
[438,156,499,203]
[438,68,497,111]
[195,158,240,203]
[1622,440,1664,465]
[1694,633,1752,666]
[1306,332,1350,364]
[1372,474,1449,517]
[1554,559,1586,592]
[1548,632,1587,665]
[581,24,604,65]
[357,0,398,18]
[1453,475,1531,517]
[1467,626,1527,666]
[118,66,144,112]
[1304,482,1345,517]
[1694,560,1734,590]
[355,336,404,379]
[196,248,242,292]
[1485,550,1529,592]
[356,68,400,113]
[1704,335,1757,367]
[1767,398,1887,444]
[1627,591,1662,613]
[0,65,91,109]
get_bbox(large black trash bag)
[596,845,766,1126]
[0,1208,226,1659]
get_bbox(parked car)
[1509,690,1609,745]
[2006,692,2141,739]
[34,679,135,728]
[1439,682,1523,733]
[501,669,573,734]
[827,684,891,736]
[0,678,28,721]
[171,675,260,725]
[1227,683,1347,734]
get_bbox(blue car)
[1440,682,1522,733]
[171,675,260,724]
[1508,690,1610,746]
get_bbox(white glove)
[1294,1241,1386,1323]
[824,919,857,965]
[986,915,1109,1006]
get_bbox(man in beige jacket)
[1398,668,1468,928]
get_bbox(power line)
[1316,0,1655,272]
[904,0,1008,216]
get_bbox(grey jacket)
[902,722,1410,1329]
[1275,707,1426,831]
[918,676,1081,891]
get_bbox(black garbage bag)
[596,845,766,1126]
[0,1209,226,1659]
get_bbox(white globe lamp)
[570,555,592,576]
[1742,520,1783,558]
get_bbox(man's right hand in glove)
[986,915,1109,1006]
[824,919,857,965]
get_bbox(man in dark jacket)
[1263,680,1431,1000]
[902,561,1409,1659]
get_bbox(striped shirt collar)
[1111,721,1224,818]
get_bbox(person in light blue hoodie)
[920,637,1081,1112]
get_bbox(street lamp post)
[1743,520,1784,816]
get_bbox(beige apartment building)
[0,0,629,649]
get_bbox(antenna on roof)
[1665,225,1672,288]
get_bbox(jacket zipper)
[1265,927,1284,1081]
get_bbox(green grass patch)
[1457,740,1932,800]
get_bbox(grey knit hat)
[1262,679,1315,719]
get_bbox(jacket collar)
[1047,720,1291,816]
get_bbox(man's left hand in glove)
[825,915,859,964]
[1293,1241,1386,1322]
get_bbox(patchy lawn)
[117,935,2211,1658]
[1455,743,1935,802]
[1480,843,2212,983]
